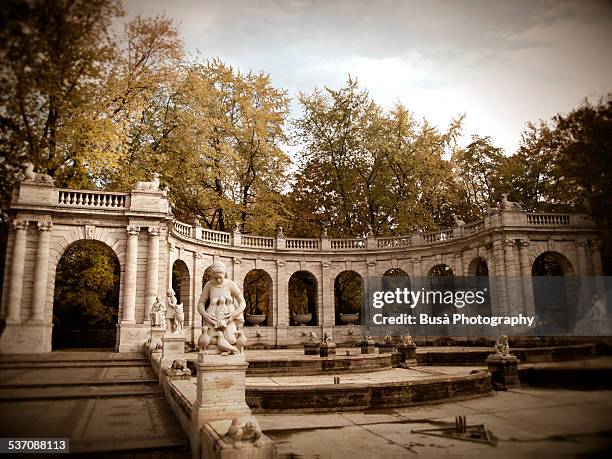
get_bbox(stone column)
[517,239,535,316]
[275,260,288,346]
[30,221,53,322]
[576,239,590,276]
[6,220,28,323]
[490,240,509,315]
[321,261,334,327]
[454,251,464,276]
[144,226,161,324]
[503,239,522,316]
[590,241,604,276]
[122,225,140,323]
[167,243,175,290]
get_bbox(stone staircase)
[0,351,190,457]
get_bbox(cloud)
[124,0,612,154]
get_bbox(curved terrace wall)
[0,179,603,353]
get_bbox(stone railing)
[166,212,594,252]
[174,221,192,238]
[242,235,275,248]
[377,236,411,248]
[286,238,319,250]
[527,213,571,226]
[463,219,485,234]
[201,228,231,245]
[422,229,453,244]
[56,189,129,209]
[331,238,366,250]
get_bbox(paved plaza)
[1,350,611,457]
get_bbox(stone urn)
[245,314,266,326]
[340,312,360,324]
[293,313,312,326]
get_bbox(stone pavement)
[258,387,612,458]
[0,352,190,456]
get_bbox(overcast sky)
[125,0,612,155]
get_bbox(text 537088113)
[1,438,69,454]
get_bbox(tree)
[53,241,120,329]
[452,135,507,219]
[508,96,612,273]
[291,78,463,237]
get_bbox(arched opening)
[334,270,363,325]
[427,264,455,315]
[382,268,411,290]
[172,260,191,326]
[52,240,120,350]
[532,251,575,333]
[243,269,273,326]
[467,257,491,316]
[288,271,318,326]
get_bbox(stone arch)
[467,257,489,277]
[531,251,576,333]
[243,269,273,326]
[532,251,574,276]
[288,270,318,326]
[382,267,411,291]
[172,259,191,326]
[334,270,364,325]
[426,264,455,319]
[52,239,121,350]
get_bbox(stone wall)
[0,179,603,353]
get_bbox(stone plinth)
[149,327,164,354]
[192,353,251,426]
[360,341,376,354]
[377,343,395,354]
[486,354,520,390]
[304,343,319,355]
[396,343,418,366]
[161,333,185,367]
[319,343,336,357]
[201,419,277,459]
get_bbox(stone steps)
[0,352,190,455]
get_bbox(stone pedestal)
[486,354,521,390]
[201,419,277,459]
[161,333,185,367]
[396,343,418,366]
[319,343,336,357]
[192,353,251,426]
[377,343,395,354]
[148,327,164,354]
[360,341,376,354]
[304,343,319,355]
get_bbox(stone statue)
[401,335,415,346]
[500,193,523,211]
[453,214,465,227]
[197,261,247,355]
[384,331,393,343]
[226,416,263,448]
[150,296,165,327]
[276,225,284,238]
[493,335,511,356]
[308,331,318,343]
[165,288,183,333]
[23,162,53,183]
[175,302,184,334]
[133,172,161,192]
[235,329,247,354]
[364,334,374,344]
[322,332,332,344]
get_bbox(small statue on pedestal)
[150,296,165,327]
[166,288,183,333]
